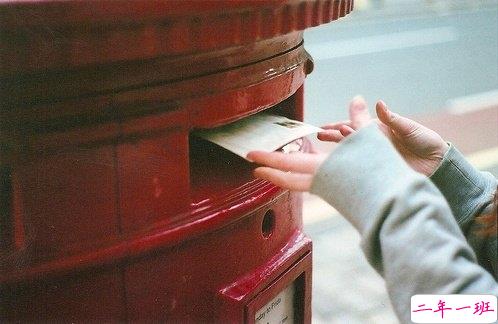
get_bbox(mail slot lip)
[2,44,308,139]
[191,179,272,211]
[187,45,310,129]
[187,67,307,130]
[0,181,287,286]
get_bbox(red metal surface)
[243,245,312,324]
[0,0,353,322]
[0,0,353,75]
[223,232,312,323]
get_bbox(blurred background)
[302,0,498,323]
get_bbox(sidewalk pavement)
[304,194,398,324]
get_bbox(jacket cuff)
[430,144,496,225]
[310,124,420,234]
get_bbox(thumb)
[349,95,371,129]
[376,100,418,136]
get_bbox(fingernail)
[352,95,366,106]
[351,96,367,111]
[377,100,389,114]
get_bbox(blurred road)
[302,2,498,323]
[303,2,498,124]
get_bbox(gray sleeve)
[310,124,498,324]
[430,144,497,277]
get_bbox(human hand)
[324,96,449,176]
[246,98,376,192]
[246,150,327,192]
[247,97,449,191]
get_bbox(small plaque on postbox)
[255,282,296,324]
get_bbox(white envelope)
[195,114,322,160]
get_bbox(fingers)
[319,120,354,142]
[247,151,323,174]
[375,101,419,136]
[339,125,355,136]
[320,95,370,135]
[375,100,390,124]
[253,167,313,191]
[321,120,352,130]
[349,96,371,129]
[317,129,343,142]
[247,150,324,191]
[317,124,356,142]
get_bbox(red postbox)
[0,1,353,322]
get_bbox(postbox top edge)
[0,0,352,27]
[0,0,353,75]
[0,0,277,23]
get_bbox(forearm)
[310,125,498,323]
[430,144,497,276]
[430,144,497,229]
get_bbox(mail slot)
[0,1,353,322]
